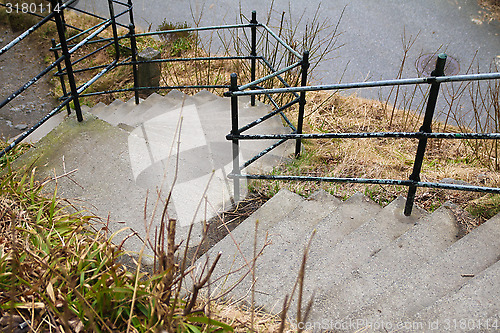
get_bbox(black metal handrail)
[2,0,498,219]
[1,2,303,161]
[0,0,83,159]
[227,72,500,96]
[0,0,132,158]
[67,9,305,120]
[0,0,79,56]
[226,53,500,216]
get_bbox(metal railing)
[225,53,500,216]
[0,0,136,157]
[2,0,499,217]
[0,2,302,162]
[0,0,85,156]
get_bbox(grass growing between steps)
[250,91,500,227]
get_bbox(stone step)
[194,94,294,173]
[305,196,426,294]
[92,99,124,120]
[312,204,460,324]
[192,89,220,106]
[266,192,382,317]
[104,97,143,126]
[17,90,295,264]
[344,212,500,331]
[135,92,193,125]
[224,190,342,313]
[116,92,175,126]
[14,111,162,263]
[407,259,500,333]
[87,101,107,117]
[192,189,313,298]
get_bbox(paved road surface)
[76,0,500,120]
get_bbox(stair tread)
[14,112,161,263]
[408,259,500,333]
[229,190,342,312]
[117,93,171,126]
[263,192,381,315]
[304,197,425,291]
[121,93,191,126]
[88,102,107,117]
[344,212,500,328]
[105,97,142,125]
[312,204,460,323]
[193,189,306,298]
[192,89,221,105]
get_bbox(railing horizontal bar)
[112,0,130,7]
[238,98,300,134]
[240,138,289,170]
[67,5,129,29]
[117,55,253,67]
[58,63,107,77]
[68,41,115,69]
[78,84,230,97]
[59,56,131,76]
[65,21,106,44]
[0,10,56,57]
[135,23,253,38]
[66,6,110,23]
[229,173,500,193]
[239,61,302,91]
[0,98,72,158]
[259,56,300,99]
[69,20,112,54]
[77,61,117,94]
[228,72,500,96]
[0,56,64,109]
[260,24,302,59]
[52,28,117,51]
[227,132,500,140]
[249,92,297,132]
[112,7,132,25]
[434,72,500,83]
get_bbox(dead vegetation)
[1,3,500,331]
[478,0,500,22]
[250,91,500,228]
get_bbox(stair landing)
[15,90,293,262]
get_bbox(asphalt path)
[76,0,500,120]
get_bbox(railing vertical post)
[107,0,120,61]
[50,0,82,122]
[51,39,71,115]
[230,73,241,202]
[250,10,257,107]
[57,0,67,33]
[404,53,447,216]
[128,24,140,104]
[295,50,310,157]
[127,0,135,26]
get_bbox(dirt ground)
[0,25,59,141]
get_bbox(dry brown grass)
[210,301,289,332]
[251,91,500,226]
[478,0,500,22]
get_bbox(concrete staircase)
[195,189,500,332]
[15,90,500,331]
[16,90,292,261]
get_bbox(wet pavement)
[76,0,500,87]
[0,29,58,141]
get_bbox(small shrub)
[467,194,500,220]
[156,20,194,57]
